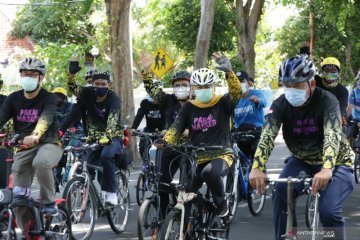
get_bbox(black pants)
[0,148,12,189]
[190,158,229,207]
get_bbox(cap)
[236,71,249,80]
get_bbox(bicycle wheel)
[354,154,360,184]
[247,184,266,216]
[137,199,159,240]
[305,194,319,231]
[226,164,239,223]
[44,204,71,240]
[62,176,96,240]
[106,170,130,233]
[160,210,182,240]
[0,211,17,240]
[136,173,147,206]
[205,214,230,240]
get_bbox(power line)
[0,0,87,6]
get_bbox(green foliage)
[12,0,102,44]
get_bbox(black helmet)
[279,55,315,85]
[172,71,191,84]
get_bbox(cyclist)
[249,55,354,240]
[233,70,267,159]
[131,81,165,164]
[157,52,242,217]
[315,57,349,118]
[67,62,124,206]
[0,57,63,230]
[346,71,360,145]
[140,52,192,219]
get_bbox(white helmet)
[190,68,217,86]
[19,57,46,75]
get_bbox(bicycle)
[137,147,177,240]
[62,141,130,240]
[267,172,320,240]
[160,144,231,240]
[0,135,71,240]
[131,130,163,206]
[227,130,266,222]
[352,131,360,184]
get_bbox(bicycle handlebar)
[165,144,224,152]
[131,130,163,139]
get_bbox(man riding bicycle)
[67,62,124,206]
[157,52,242,218]
[232,70,267,159]
[0,57,63,230]
[249,55,354,240]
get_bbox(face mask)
[194,88,213,103]
[20,77,38,92]
[147,95,154,103]
[94,87,109,98]
[284,87,308,107]
[240,83,248,92]
[322,71,339,81]
[174,86,190,99]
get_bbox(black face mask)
[56,99,67,108]
[94,87,109,98]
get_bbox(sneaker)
[217,200,229,218]
[43,202,58,216]
[105,192,118,206]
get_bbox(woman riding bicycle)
[157,52,242,218]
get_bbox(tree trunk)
[194,0,215,69]
[344,43,355,81]
[105,0,139,159]
[234,0,265,79]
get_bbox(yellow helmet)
[320,57,340,70]
[52,87,67,97]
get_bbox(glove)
[153,138,167,149]
[213,53,232,73]
[69,61,82,74]
[99,135,111,145]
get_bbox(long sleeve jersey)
[252,87,353,172]
[67,76,124,141]
[0,89,60,143]
[142,71,182,129]
[163,71,242,167]
[131,98,165,132]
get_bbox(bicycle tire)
[305,194,319,231]
[226,165,239,223]
[136,173,147,206]
[137,198,159,240]
[44,203,72,240]
[106,170,130,233]
[354,155,360,184]
[0,212,17,240]
[62,176,96,240]
[247,184,266,216]
[160,209,182,240]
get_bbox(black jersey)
[131,98,165,132]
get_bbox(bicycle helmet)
[320,57,340,70]
[52,87,67,97]
[85,69,95,80]
[278,55,316,85]
[190,68,217,86]
[172,71,191,84]
[19,57,46,75]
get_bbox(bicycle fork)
[312,193,320,240]
[164,191,196,240]
[282,178,295,240]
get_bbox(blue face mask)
[20,77,38,92]
[194,88,213,103]
[284,87,308,107]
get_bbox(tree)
[104,0,137,154]
[231,0,265,79]
[194,0,215,68]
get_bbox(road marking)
[266,168,283,172]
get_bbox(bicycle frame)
[236,146,253,197]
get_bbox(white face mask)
[284,87,308,107]
[20,77,38,92]
[174,86,190,99]
[240,83,248,92]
